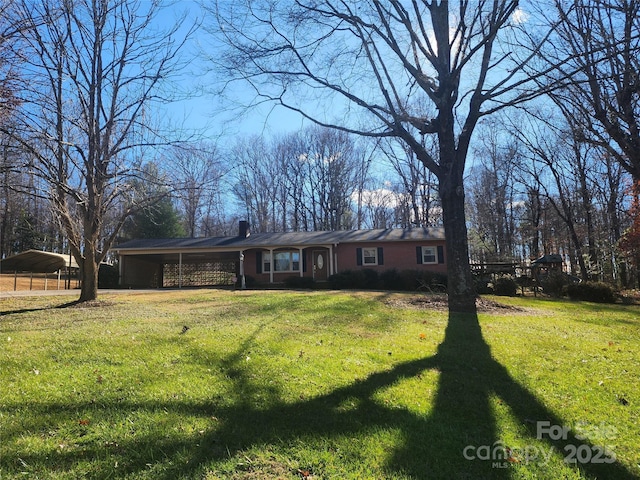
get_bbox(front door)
[313,250,328,281]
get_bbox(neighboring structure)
[531,253,564,283]
[112,221,446,288]
[0,249,79,291]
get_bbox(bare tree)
[273,131,309,231]
[359,184,398,229]
[550,0,640,181]
[5,0,195,302]
[169,142,224,237]
[379,137,440,228]
[467,119,522,262]
[300,126,365,231]
[515,112,599,280]
[231,135,279,233]
[0,0,25,123]
[596,153,631,284]
[211,1,554,313]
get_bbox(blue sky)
[156,1,308,143]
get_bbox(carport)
[0,250,79,291]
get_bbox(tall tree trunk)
[440,180,476,314]
[79,255,99,302]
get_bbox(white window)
[421,246,437,264]
[265,251,300,272]
[363,248,378,265]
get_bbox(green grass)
[0,290,638,479]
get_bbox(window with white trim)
[264,251,300,272]
[421,246,437,264]
[362,248,378,265]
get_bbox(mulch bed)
[384,294,526,313]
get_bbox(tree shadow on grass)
[0,300,82,316]
[170,312,638,479]
[3,312,638,479]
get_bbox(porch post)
[330,244,335,276]
[269,248,274,284]
[299,247,304,277]
[179,252,183,288]
[239,250,246,289]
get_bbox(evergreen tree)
[122,196,185,239]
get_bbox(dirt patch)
[68,300,117,308]
[384,294,527,314]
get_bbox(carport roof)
[0,250,79,273]
[112,227,446,253]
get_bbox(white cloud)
[511,8,530,25]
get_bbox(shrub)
[474,277,493,294]
[283,276,315,289]
[540,271,568,297]
[416,270,448,292]
[98,263,119,288]
[329,269,446,292]
[380,269,402,290]
[328,271,356,289]
[493,276,518,296]
[566,281,617,303]
[361,269,380,289]
[399,270,420,291]
[516,276,534,290]
[241,275,257,288]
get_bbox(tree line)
[2,116,637,286]
[0,0,638,307]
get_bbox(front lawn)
[0,290,638,479]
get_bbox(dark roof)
[532,254,564,264]
[113,227,445,252]
[0,250,79,273]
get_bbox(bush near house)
[493,276,518,297]
[328,269,378,289]
[98,264,119,288]
[283,276,316,289]
[540,271,570,297]
[566,281,617,303]
[329,269,447,292]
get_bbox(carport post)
[67,249,71,290]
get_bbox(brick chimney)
[238,220,250,237]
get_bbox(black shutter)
[377,247,384,265]
[416,246,423,264]
[256,251,262,273]
[302,249,307,272]
[437,245,445,264]
[356,248,362,266]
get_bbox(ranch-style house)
[112,221,446,288]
